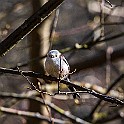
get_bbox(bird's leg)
[58,80,60,94]
[58,55,62,94]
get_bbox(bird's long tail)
[68,85,80,99]
[66,78,80,99]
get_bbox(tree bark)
[28,0,53,124]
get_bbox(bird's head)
[47,50,61,58]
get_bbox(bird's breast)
[45,58,60,78]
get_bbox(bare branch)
[0,67,123,105]
[0,106,66,124]
[0,91,90,124]
[71,43,124,71]
[94,108,124,123]
[0,0,64,56]
[89,71,124,118]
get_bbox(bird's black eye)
[55,55,57,57]
[51,55,54,58]
[49,55,53,58]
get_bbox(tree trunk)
[27,0,53,124]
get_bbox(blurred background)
[0,0,124,124]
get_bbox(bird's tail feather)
[65,78,80,99]
[68,85,80,99]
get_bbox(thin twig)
[49,8,60,51]
[0,91,90,124]
[0,106,66,124]
[0,67,124,105]
[17,67,53,123]
[88,74,124,118]
[94,106,124,123]
[37,82,53,124]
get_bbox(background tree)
[0,0,124,124]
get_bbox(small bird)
[44,50,80,99]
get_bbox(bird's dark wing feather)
[65,78,80,99]
[68,85,80,99]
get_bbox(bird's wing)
[61,55,70,71]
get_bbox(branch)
[9,32,124,71]
[0,91,90,124]
[71,43,124,71]
[0,67,124,105]
[102,22,124,25]
[94,109,123,123]
[1,26,123,71]
[88,71,124,118]
[0,0,64,56]
[0,106,66,124]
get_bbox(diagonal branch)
[0,0,64,57]
[0,91,90,124]
[0,67,124,105]
[71,43,124,71]
[88,71,124,118]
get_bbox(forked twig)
[17,67,53,123]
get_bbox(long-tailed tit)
[44,50,80,99]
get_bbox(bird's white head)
[47,50,61,58]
